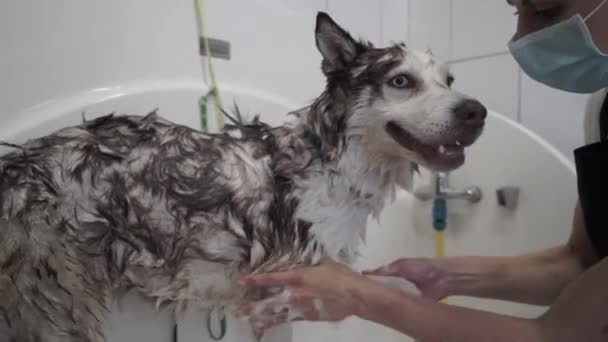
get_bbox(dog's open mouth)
[385,121,469,170]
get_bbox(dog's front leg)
[239,286,303,342]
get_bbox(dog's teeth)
[455,141,462,146]
[439,145,446,153]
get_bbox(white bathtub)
[0,80,576,342]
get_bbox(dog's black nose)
[454,99,487,126]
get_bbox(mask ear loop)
[585,0,608,21]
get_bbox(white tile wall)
[520,74,589,157]
[328,0,409,47]
[280,0,328,14]
[204,0,326,106]
[380,0,409,46]
[450,0,517,60]
[0,0,203,119]
[407,0,451,59]
[450,54,520,121]
[327,0,383,45]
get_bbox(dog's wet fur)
[0,12,485,341]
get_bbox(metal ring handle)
[206,306,227,340]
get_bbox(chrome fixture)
[414,172,482,203]
[496,186,520,210]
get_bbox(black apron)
[574,93,608,258]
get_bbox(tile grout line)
[448,0,453,60]
[379,0,384,45]
[517,67,523,123]
[406,0,411,44]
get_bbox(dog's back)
[0,113,164,341]
[0,115,148,341]
[0,112,318,341]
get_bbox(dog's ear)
[315,12,359,73]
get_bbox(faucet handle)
[462,186,483,203]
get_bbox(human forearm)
[439,246,584,305]
[358,286,545,342]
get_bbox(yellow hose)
[194,0,224,131]
[435,231,448,304]
[435,230,445,259]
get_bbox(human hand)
[234,260,382,335]
[364,258,449,301]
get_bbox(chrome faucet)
[414,172,482,203]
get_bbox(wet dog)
[0,12,485,341]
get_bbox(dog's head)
[309,12,486,172]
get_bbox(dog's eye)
[389,74,411,89]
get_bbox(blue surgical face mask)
[508,0,608,94]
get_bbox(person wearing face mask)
[235,1,608,341]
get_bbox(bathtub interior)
[0,81,576,342]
